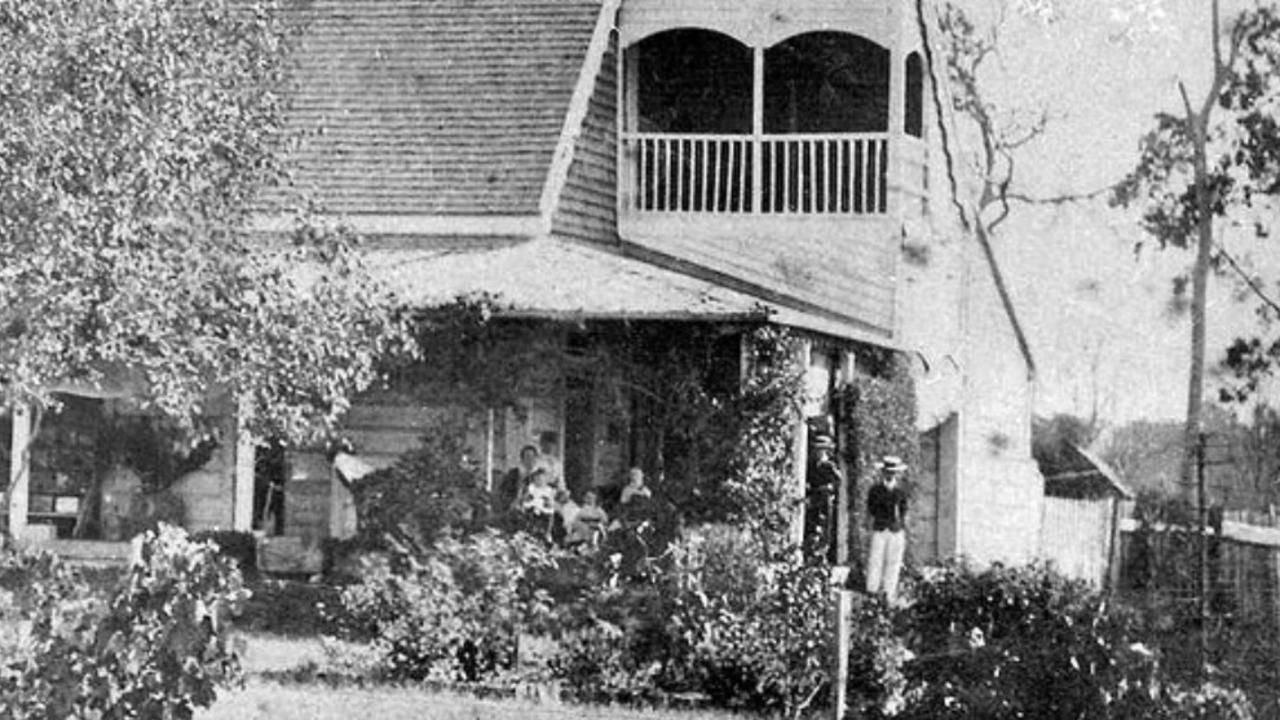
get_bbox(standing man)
[865,455,909,604]
[805,434,844,563]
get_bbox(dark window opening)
[905,51,924,138]
[254,441,286,535]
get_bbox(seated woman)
[566,489,609,549]
[612,467,655,533]
[498,445,541,517]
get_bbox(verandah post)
[7,404,31,540]
[232,399,256,532]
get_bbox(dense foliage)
[0,525,248,719]
[903,561,1145,718]
[350,422,488,552]
[838,357,920,476]
[680,327,804,537]
[552,525,906,718]
[337,531,558,682]
[901,560,1253,720]
[836,353,920,568]
[0,0,409,441]
[1121,491,1280,715]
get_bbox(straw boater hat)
[875,455,907,473]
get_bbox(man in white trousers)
[865,455,909,604]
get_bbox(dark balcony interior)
[635,29,752,134]
[763,32,888,134]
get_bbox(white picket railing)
[622,132,890,215]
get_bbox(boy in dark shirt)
[865,455,908,603]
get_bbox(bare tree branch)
[988,152,1015,234]
[1005,185,1118,206]
[1213,0,1223,71]
[1178,80,1196,126]
[1217,245,1280,317]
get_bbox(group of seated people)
[497,444,654,549]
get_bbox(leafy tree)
[1112,1,1280,487]
[1032,412,1100,469]
[0,0,409,442]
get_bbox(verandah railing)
[623,132,890,215]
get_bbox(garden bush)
[0,524,248,720]
[239,578,350,637]
[336,529,559,682]
[350,421,489,552]
[898,559,1253,719]
[192,529,258,580]
[552,525,906,718]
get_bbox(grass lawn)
[203,633,745,720]
[198,682,745,720]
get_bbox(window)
[905,51,924,138]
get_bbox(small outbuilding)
[1036,442,1134,589]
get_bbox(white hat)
[875,455,907,473]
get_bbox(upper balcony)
[617,17,928,243]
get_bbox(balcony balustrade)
[623,131,890,216]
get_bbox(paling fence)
[1115,509,1280,629]
[1040,497,1280,629]
[1039,496,1118,588]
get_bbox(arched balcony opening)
[762,32,888,213]
[627,29,753,212]
[764,32,888,134]
[633,29,751,134]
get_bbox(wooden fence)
[1114,513,1280,627]
[1039,498,1280,628]
[1040,496,1119,588]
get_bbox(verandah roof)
[364,235,898,346]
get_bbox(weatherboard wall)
[551,36,620,244]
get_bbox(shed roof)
[1040,443,1134,500]
[284,0,606,216]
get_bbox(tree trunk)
[1183,115,1212,492]
[1181,0,1224,490]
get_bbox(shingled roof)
[284,0,607,216]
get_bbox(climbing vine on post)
[721,327,807,541]
[836,353,920,566]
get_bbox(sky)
[960,0,1278,425]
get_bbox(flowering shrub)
[337,530,558,682]
[552,525,906,717]
[0,524,248,719]
[899,559,1254,719]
